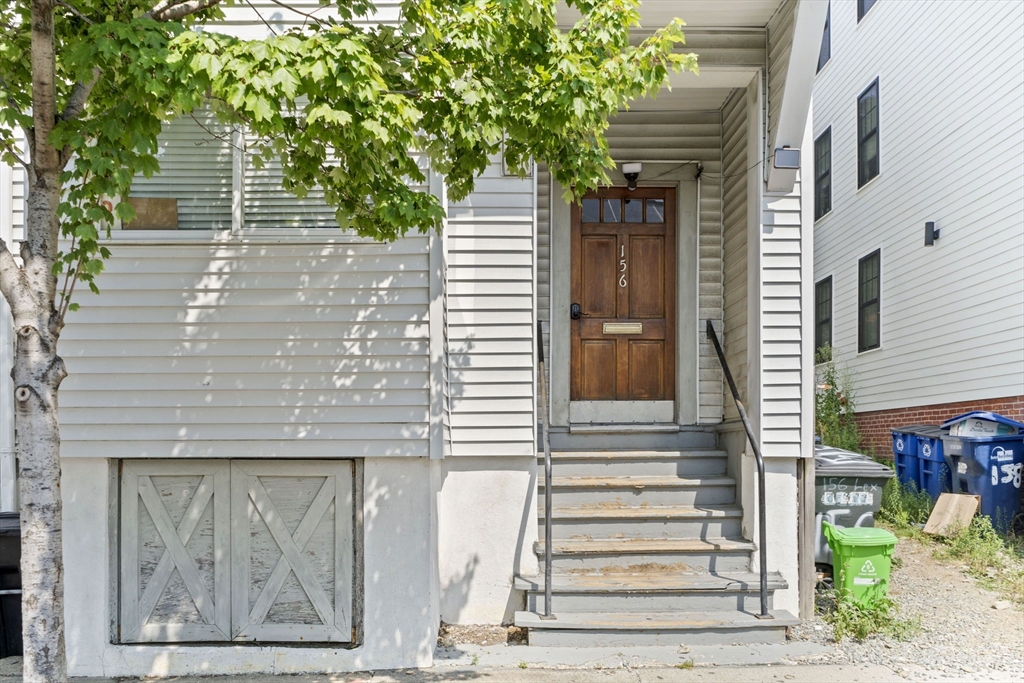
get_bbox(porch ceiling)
[557,0,783,30]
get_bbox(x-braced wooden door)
[230,460,354,642]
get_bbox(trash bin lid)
[941,411,1024,431]
[891,424,934,436]
[911,426,947,439]
[825,524,897,547]
[815,445,895,479]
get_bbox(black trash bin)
[0,513,21,659]
[815,445,895,565]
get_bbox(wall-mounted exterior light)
[924,221,940,246]
[622,162,642,191]
[773,147,800,169]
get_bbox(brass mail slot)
[603,322,643,335]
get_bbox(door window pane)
[624,198,643,222]
[645,199,664,223]
[602,198,621,222]
[582,198,600,222]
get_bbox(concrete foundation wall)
[437,456,538,625]
[63,457,439,677]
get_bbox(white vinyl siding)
[59,238,431,458]
[721,90,748,423]
[537,110,729,424]
[812,0,1024,412]
[128,113,234,230]
[760,179,807,458]
[446,159,536,456]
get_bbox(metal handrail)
[537,321,555,619]
[706,320,772,620]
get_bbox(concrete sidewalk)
[0,662,905,683]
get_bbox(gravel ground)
[791,535,1024,681]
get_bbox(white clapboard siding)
[766,0,797,164]
[760,174,805,458]
[721,89,748,422]
[446,159,535,456]
[610,110,724,423]
[537,111,728,423]
[120,460,231,643]
[812,0,1024,412]
[231,460,353,642]
[59,238,430,458]
[2,131,27,243]
[128,113,234,230]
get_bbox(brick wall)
[856,395,1024,457]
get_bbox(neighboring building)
[0,0,828,676]
[811,0,1024,455]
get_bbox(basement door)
[119,460,354,644]
[570,187,676,423]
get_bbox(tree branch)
[54,0,94,25]
[147,0,224,22]
[0,139,30,172]
[0,238,28,308]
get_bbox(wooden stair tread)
[514,609,799,630]
[534,537,755,554]
[514,571,787,592]
[539,504,742,520]
[541,475,735,489]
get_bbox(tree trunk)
[10,164,68,683]
[14,330,66,683]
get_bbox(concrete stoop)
[516,427,792,647]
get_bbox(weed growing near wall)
[815,346,862,452]
[878,478,934,531]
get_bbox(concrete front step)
[540,450,728,477]
[541,475,737,506]
[534,537,755,573]
[517,571,786,613]
[539,504,743,539]
[514,609,799,646]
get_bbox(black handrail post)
[537,321,555,619]
[706,320,772,620]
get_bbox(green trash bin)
[822,522,897,605]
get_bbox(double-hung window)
[814,128,832,220]
[858,250,881,352]
[857,79,880,187]
[858,0,878,22]
[817,2,831,72]
[815,277,832,355]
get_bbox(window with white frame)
[815,276,832,354]
[858,0,878,22]
[127,112,345,231]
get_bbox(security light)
[621,162,643,191]
[924,221,940,246]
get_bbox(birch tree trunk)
[0,2,71,681]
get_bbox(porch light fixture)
[773,147,800,169]
[622,162,642,191]
[924,221,940,246]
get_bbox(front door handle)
[570,303,581,320]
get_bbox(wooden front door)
[571,187,676,402]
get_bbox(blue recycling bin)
[914,426,952,499]
[941,412,1024,532]
[891,425,929,490]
